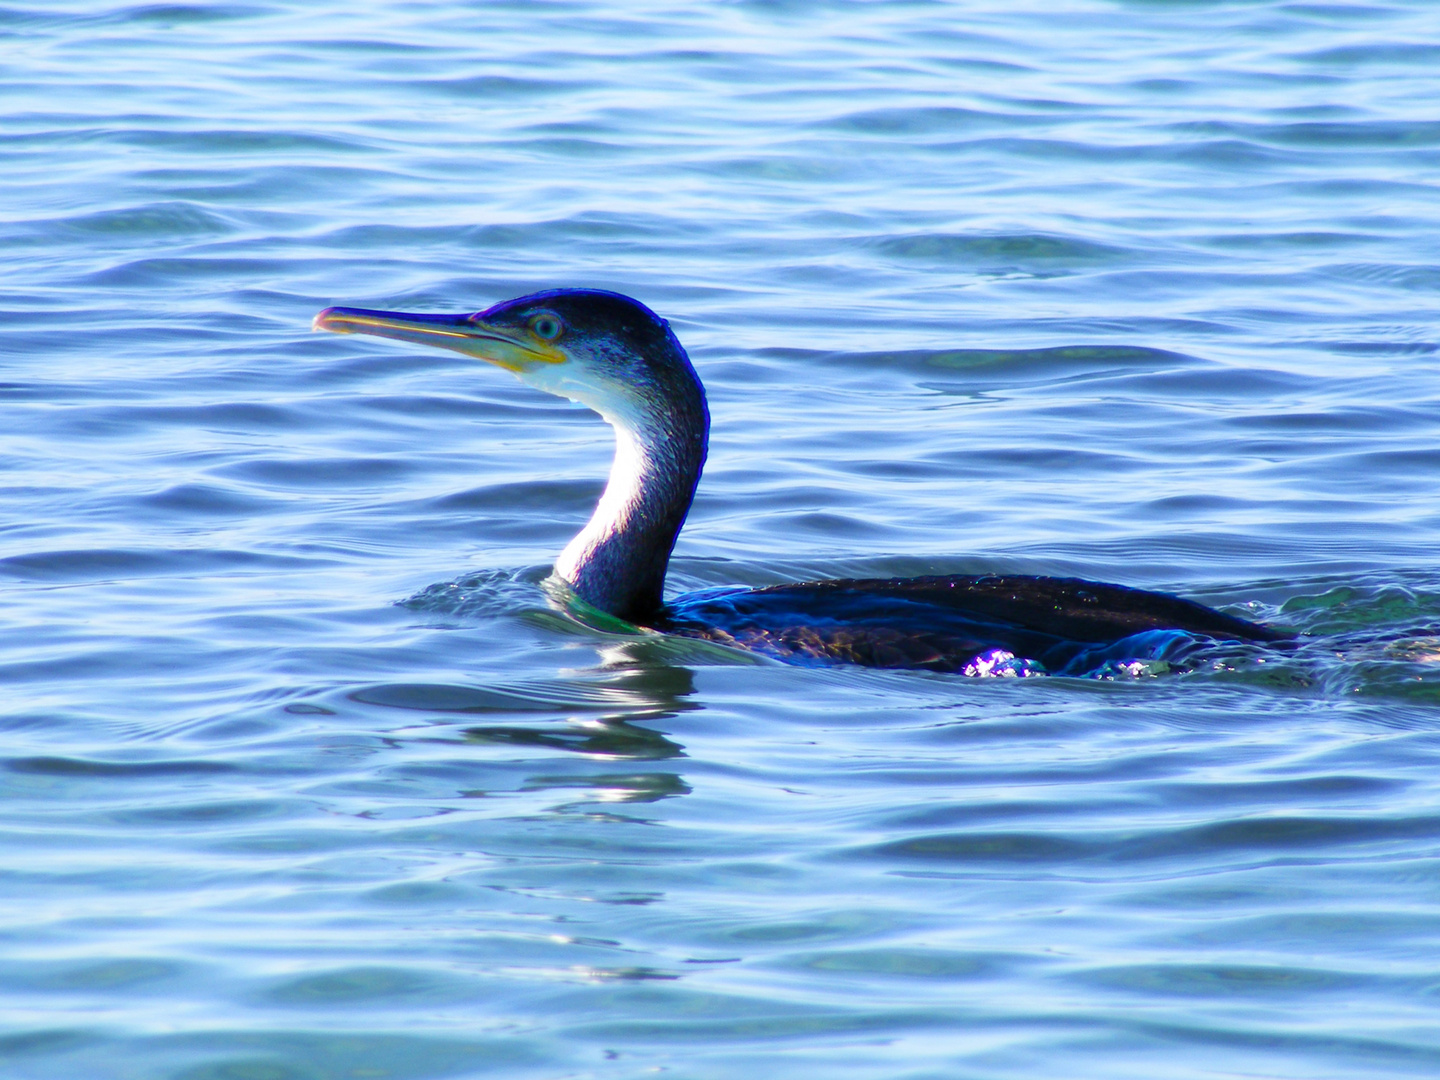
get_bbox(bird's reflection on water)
[460,719,686,762]
[517,770,691,803]
[346,661,697,812]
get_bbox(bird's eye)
[531,314,563,340]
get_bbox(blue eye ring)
[531,314,563,340]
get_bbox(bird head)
[313,288,700,430]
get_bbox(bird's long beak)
[312,306,565,372]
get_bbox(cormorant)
[314,289,1286,676]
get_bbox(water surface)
[3,2,1440,1077]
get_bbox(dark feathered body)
[660,574,1285,674]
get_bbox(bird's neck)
[553,399,707,625]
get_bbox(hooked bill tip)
[312,307,347,333]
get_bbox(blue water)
[3,2,1440,1077]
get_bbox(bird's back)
[659,574,1289,675]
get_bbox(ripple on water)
[3,1,1440,1078]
